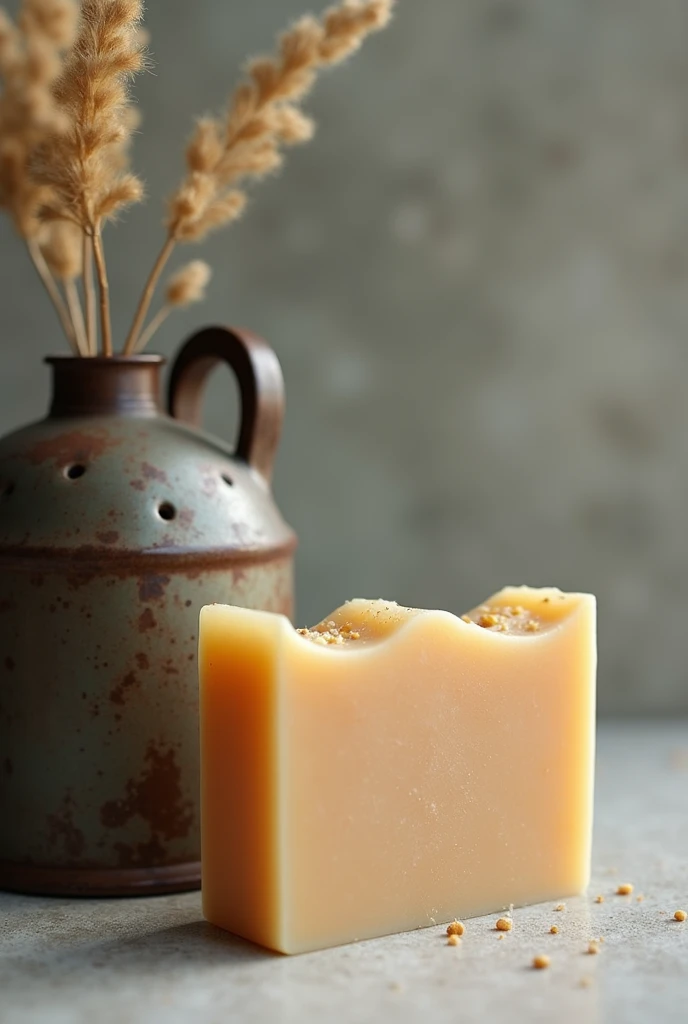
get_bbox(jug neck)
[46,356,165,418]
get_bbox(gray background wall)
[1,0,688,715]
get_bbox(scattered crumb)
[349,631,361,640]
[542,597,550,603]
[674,910,687,922]
[616,883,634,896]
[636,894,645,903]
[598,936,605,943]
[446,920,465,936]
[533,955,550,970]
[495,917,512,932]
[594,895,604,903]
[497,934,505,940]
[550,925,558,934]
[524,619,540,632]
[587,942,600,955]
[580,976,593,989]
[447,934,461,947]
[478,613,499,628]
[554,903,566,912]
[389,981,403,992]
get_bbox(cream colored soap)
[200,587,596,954]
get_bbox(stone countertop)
[2,722,687,1024]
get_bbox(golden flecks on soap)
[636,894,645,902]
[594,895,604,903]
[533,955,550,970]
[495,917,512,932]
[447,934,461,947]
[674,909,687,922]
[446,920,465,936]
[550,925,558,934]
[554,903,566,912]
[587,941,600,955]
[464,604,544,635]
[295,623,363,646]
[616,883,634,896]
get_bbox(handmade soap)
[199,587,596,954]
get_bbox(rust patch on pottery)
[23,429,119,466]
[96,531,119,545]
[113,835,167,868]
[138,608,157,632]
[135,652,150,670]
[130,479,145,491]
[100,743,193,840]
[46,794,86,859]
[138,574,170,602]
[141,462,168,483]
[110,671,138,706]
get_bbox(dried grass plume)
[124,0,394,353]
[0,0,395,356]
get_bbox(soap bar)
[199,587,596,954]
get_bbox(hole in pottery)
[65,464,86,480]
[158,501,177,521]
[0,482,14,501]
[221,473,234,487]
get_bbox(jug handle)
[167,325,285,483]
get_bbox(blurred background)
[1,0,688,715]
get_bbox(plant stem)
[27,238,79,354]
[91,225,112,357]
[123,234,176,355]
[135,305,171,354]
[66,280,88,356]
[83,233,97,356]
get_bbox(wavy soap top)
[295,587,594,649]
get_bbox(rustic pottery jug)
[0,326,295,896]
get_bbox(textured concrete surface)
[2,2,688,713]
[1,723,687,1023]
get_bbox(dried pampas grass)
[123,0,394,353]
[40,219,88,353]
[0,0,394,355]
[33,0,147,355]
[134,260,212,353]
[0,0,79,349]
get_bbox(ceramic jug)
[0,326,295,895]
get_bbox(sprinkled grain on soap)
[533,955,550,970]
[617,883,634,895]
[447,934,461,946]
[674,910,687,922]
[496,918,512,932]
[446,921,465,936]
